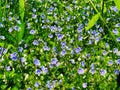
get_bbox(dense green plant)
[0,0,120,90]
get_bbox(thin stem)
[102,0,104,31]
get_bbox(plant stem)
[102,0,104,32]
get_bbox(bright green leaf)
[86,13,100,30]
[114,0,120,10]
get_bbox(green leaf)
[19,0,25,21]
[18,22,25,42]
[86,13,100,30]
[114,0,120,10]
[0,0,2,22]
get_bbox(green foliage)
[114,0,120,11]
[86,14,100,30]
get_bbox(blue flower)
[10,52,18,61]
[18,47,23,52]
[61,42,66,48]
[57,34,64,40]
[108,60,113,65]
[82,83,87,88]
[70,59,75,64]
[35,69,41,76]
[113,29,118,35]
[113,48,118,53]
[89,69,96,75]
[20,57,26,63]
[100,69,107,76]
[34,82,39,87]
[78,68,84,74]
[75,47,82,53]
[114,69,119,75]
[78,35,83,41]
[41,66,48,74]
[102,50,107,55]
[43,46,50,51]
[115,23,120,27]
[115,59,120,64]
[27,87,32,90]
[34,59,40,66]
[48,33,53,38]
[6,66,11,71]
[81,61,85,67]
[51,58,58,64]
[58,26,62,32]
[116,37,120,42]
[33,40,39,46]
[61,49,66,56]
[30,30,36,34]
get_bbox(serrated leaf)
[114,0,120,10]
[86,14,100,30]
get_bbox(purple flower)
[102,50,107,55]
[114,70,119,75]
[81,61,85,67]
[77,27,82,33]
[30,30,36,34]
[61,49,66,56]
[110,6,118,12]
[113,29,118,35]
[51,58,58,64]
[100,69,107,76]
[18,47,23,52]
[113,48,118,53]
[115,59,120,64]
[41,14,45,19]
[33,40,39,46]
[10,52,18,61]
[108,60,113,65]
[61,42,66,48]
[27,88,32,90]
[70,59,75,64]
[43,46,50,51]
[90,63,95,69]
[48,33,53,38]
[20,57,26,63]
[6,66,11,71]
[78,68,84,74]
[99,27,103,32]
[82,83,87,88]
[35,69,41,76]
[115,23,120,27]
[105,43,109,48]
[34,82,39,87]
[78,35,83,41]
[89,69,96,75]
[58,26,62,32]
[34,59,40,66]
[57,34,64,40]
[116,37,120,42]
[0,36,5,40]
[27,87,32,90]
[75,47,82,53]
[41,66,48,74]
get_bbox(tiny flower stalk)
[18,0,25,42]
